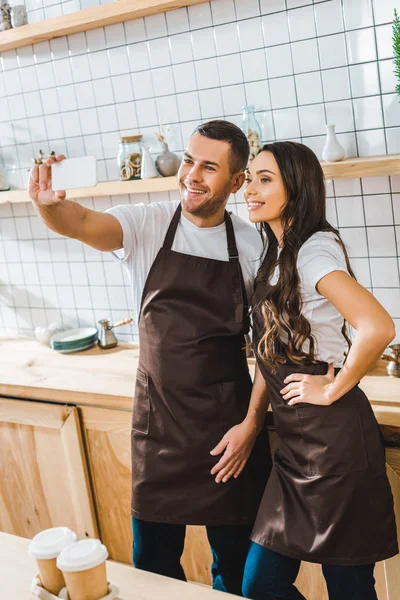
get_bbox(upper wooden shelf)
[322,154,400,180]
[0,175,178,204]
[1,154,400,205]
[0,0,206,52]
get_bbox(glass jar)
[0,153,10,192]
[117,135,143,181]
[241,105,262,163]
[0,0,12,31]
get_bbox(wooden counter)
[0,337,399,599]
[0,337,399,424]
[1,532,239,599]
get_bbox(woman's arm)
[281,270,395,406]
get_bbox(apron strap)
[163,203,182,250]
[225,211,248,325]
[163,204,248,326]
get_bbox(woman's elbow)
[384,321,396,346]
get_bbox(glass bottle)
[9,0,28,28]
[0,153,10,192]
[241,105,262,163]
[117,135,143,181]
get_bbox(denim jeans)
[132,516,253,596]
[242,542,377,600]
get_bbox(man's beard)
[181,180,233,219]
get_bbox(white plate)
[50,327,98,344]
[54,342,96,354]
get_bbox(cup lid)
[29,527,78,560]
[57,539,108,573]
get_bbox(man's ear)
[231,171,246,194]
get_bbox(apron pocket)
[297,405,368,477]
[132,369,150,435]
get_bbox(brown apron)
[251,279,398,566]
[131,205,271,525]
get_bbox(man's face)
[177,134,239,219]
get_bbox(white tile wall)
[1,0,400,341]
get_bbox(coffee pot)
[381,344,400,377]
[98,317,133,349]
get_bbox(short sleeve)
[105,204,147,264]
[298,234,349,295]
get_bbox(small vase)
[322,124,345,162]
[155,142,180,177]
[141,146,159,179]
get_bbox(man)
[28,120,271,595]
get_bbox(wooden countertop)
[1,532,239,599]
[0,337,399,425]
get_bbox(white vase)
[141,146,159,179]
[321,124,345,162]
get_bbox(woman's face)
[244,151,287,225]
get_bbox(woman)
[242,142,398,600]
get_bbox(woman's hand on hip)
[209,421,257,483]
[280,364,335,406]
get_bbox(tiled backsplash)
[1,0,400,342]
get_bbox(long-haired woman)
[241,142,398,600]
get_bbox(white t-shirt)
[271,231,350,367]
[106,199,263,321]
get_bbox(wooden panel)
[182,526,212,585]
[0,0,207,52]
[385,450,400,599]
[61,409,98,539]
[0,399,97,540]
[0,397,70,428]
[79,406,133,563]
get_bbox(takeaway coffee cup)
[57,538,109,600]
[29,527,78,595]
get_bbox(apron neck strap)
[163,203,182,250]
[224,210,239,262]
[225,211,248,325]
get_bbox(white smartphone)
[51,156,97,190]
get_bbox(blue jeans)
[132,517,252,596]
[242,543,378,600]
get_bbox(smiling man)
[28,120,271,595]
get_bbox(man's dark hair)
[193,120,249,174]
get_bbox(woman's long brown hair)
[255,141,355,370]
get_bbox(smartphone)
[51,156,97,190]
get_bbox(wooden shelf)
[0,176,178,205]
[322,154,400,180]
[0,0,206,52]
[2,155,400,205]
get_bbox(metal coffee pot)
[98,316,133,349]
[381,344,400,377]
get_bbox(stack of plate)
[50,328,98,353]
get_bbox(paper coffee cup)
[57,539,109,600]
[29,527,78,595]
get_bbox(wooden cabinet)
[1,392,399,598]
[0,398,97,540]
